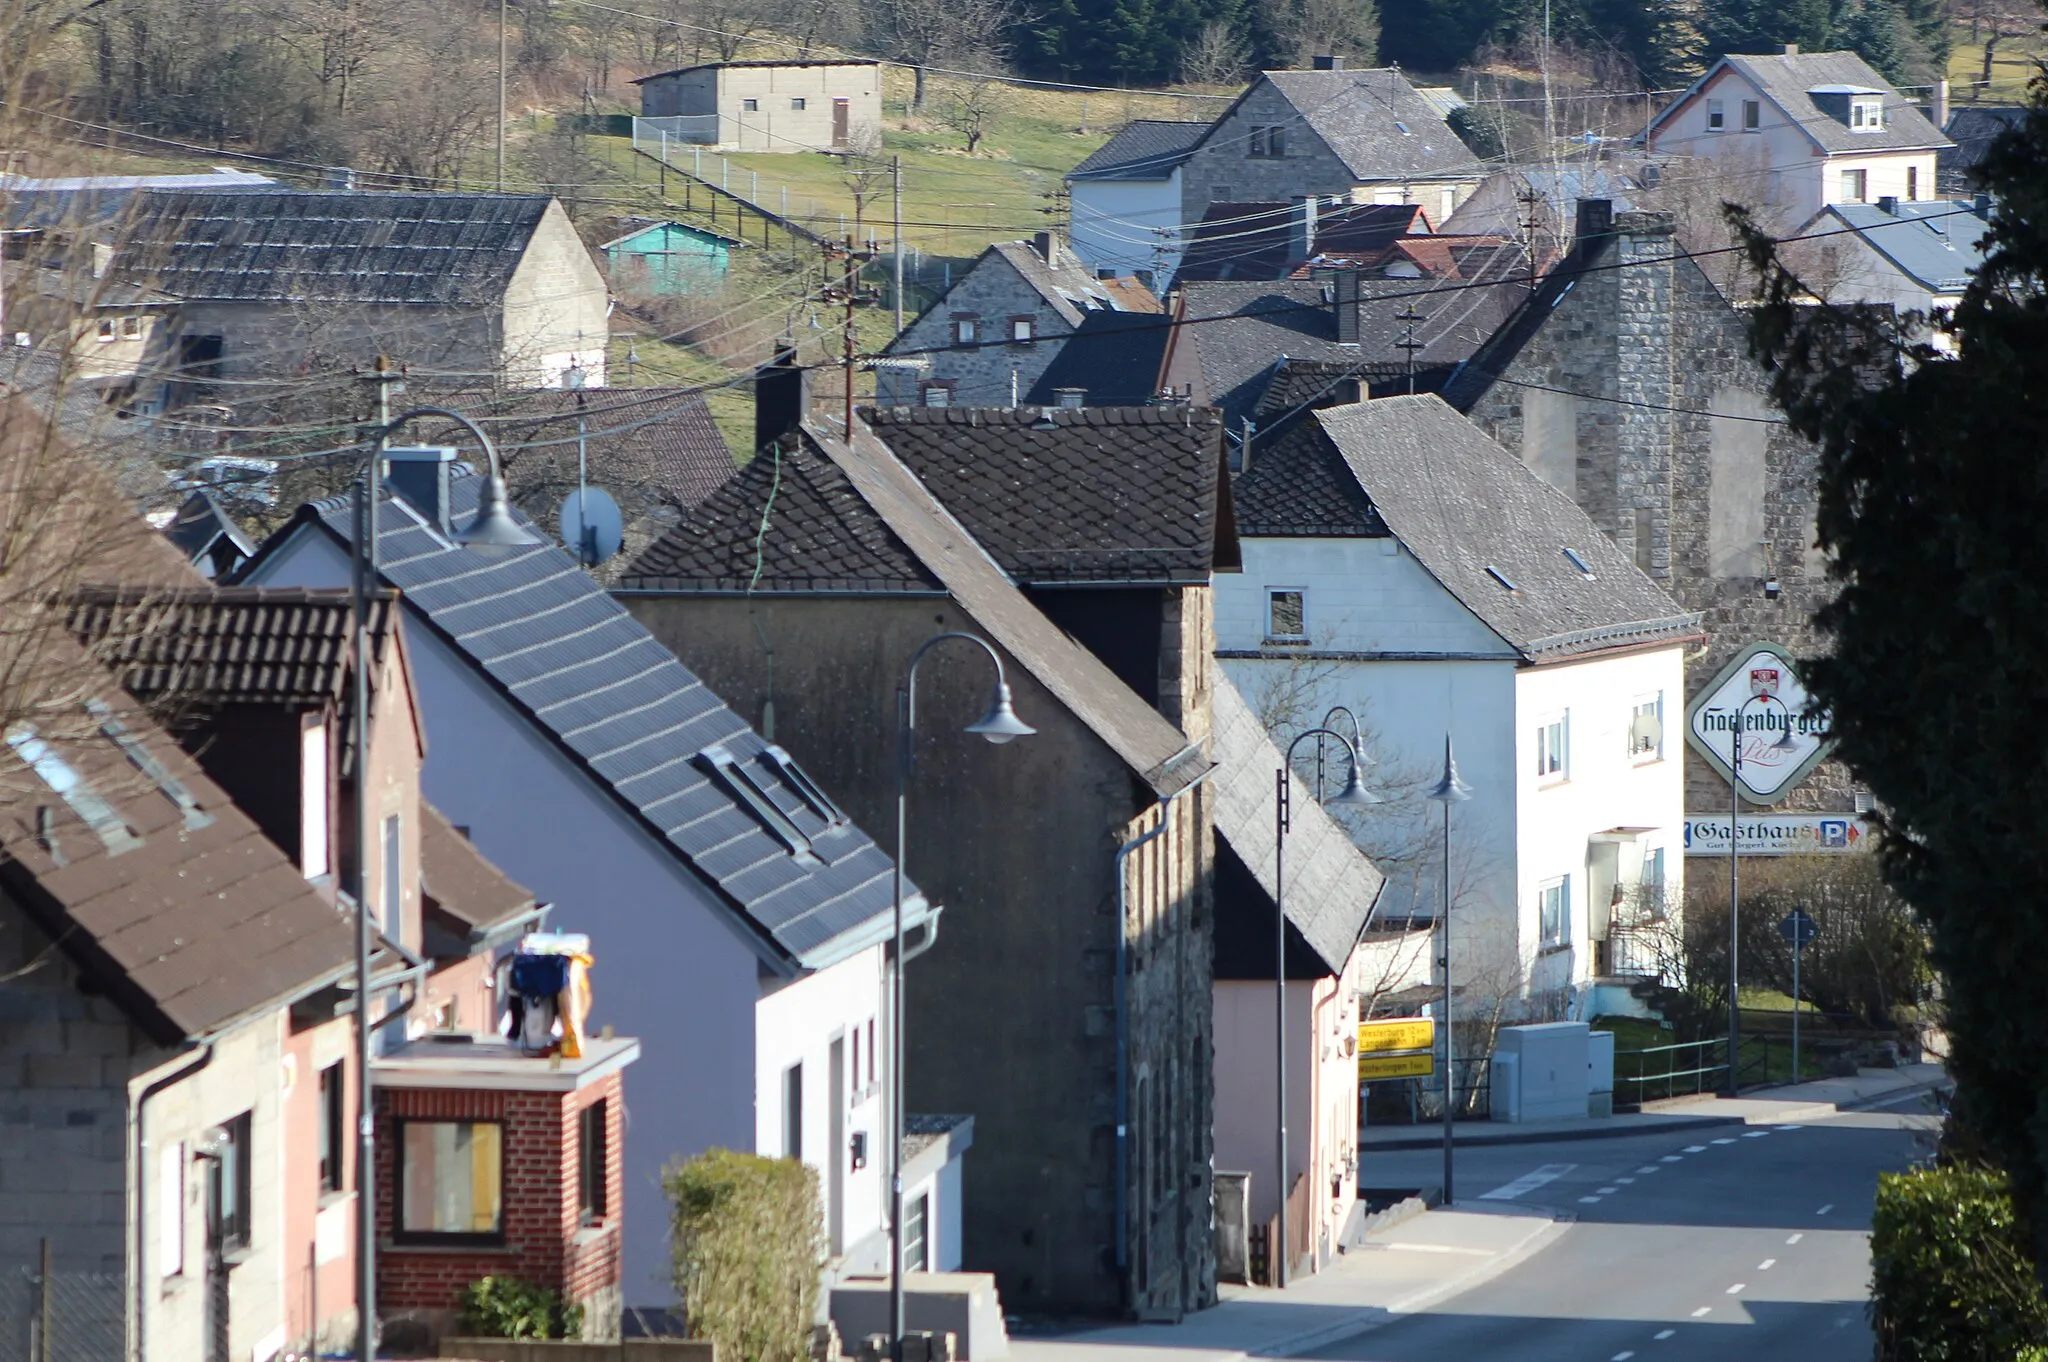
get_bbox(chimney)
[1032,231,1056,264]
[91,242,114,279]
[1312,55,1346,70]
[323,165,356,190]
[383,446,459,536]
[1877,195,1899,215]
[1333,267,1362,345]
[1575,198,1615,244]
[1782,42,1799,55]
[754,338,811,453]
[1933,77,1951,129]
[1290,196,1320,264]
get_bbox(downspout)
[135,1044,216,1362]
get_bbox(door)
[828,1036,846,1254]
[832,98,850,147]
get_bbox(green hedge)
[459,1276,584,1339]
[665,1148,822,1362]
[1873,1164,2048,1360]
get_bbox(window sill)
[1262,636,1310,648]
[1538,943,1572,958]
[1537,775,1568,789]
[382,1238,515,1256]
[317,1189,355,1211]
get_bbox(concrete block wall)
[501,202,612,390]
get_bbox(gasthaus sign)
[1686,642,1834,804]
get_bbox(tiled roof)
[1225,69,1487,181]
[438,387,738,512]
[420,802,536,943]
[1366,235,1521,280]
[619,436,942,593]
[1021,311,1171,407]
[117,191,553,306]
[0,649,354,1043]
[1940,106,2026,191]
[1315,397,1702,662]
[245,475,924,970]
[1654,51,1951,154]
[861,405,1231,584]
[1818,199,1990,294]
[1231,407,1385,537]
[1067,120,1210,181]
[1175,201,1426,285]
[989,239,1165,328]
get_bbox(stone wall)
[877,247,1078,407]
[1178,83,1358,224]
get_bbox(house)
[632,60,881,152]
[1171,200,1429,287]
[158,489,257,578]
[1938,105,2027,194]
[1801,197,1991,345]
[601,219,742,294]
[875,233,1162,408]
[1064,120,1209,286]
[106,190,609,397]
[616,391,1224,1318]
[1217,394,1698,1014]
[5,262,178,392]
[1643,48,1953,223]
[233,452,943,1304]
[1445,200,1848,815]
[1177,60,1487,234]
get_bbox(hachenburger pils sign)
[1686,642,1834,804]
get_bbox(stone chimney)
[1032,231,1057,265]
[1611,210,1679,575]
[1290,196,1320,264]
[384,447,459,536]
[1333,267,1363,345]
[1575,198,1615,244]
[754,338,811,453]
[1312,55,1346,70]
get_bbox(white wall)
[1069,174,1183,289]
[1211,979,1315,1227]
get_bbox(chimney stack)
[1782,42,1799,55]
[754,338,811,453]
[1033,231,1057,264]
[1333,267,1362,345]
[1312,55,1346,70]
[1877,195,1900,215]
[1575,198,1615,244]
[384,447,459,536]
[1933,77,1951,130]
[1290,196,1320,264]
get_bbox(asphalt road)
[1317,1094,1941,1362]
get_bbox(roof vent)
[762,744,847,829]
[1484,564,1518,591]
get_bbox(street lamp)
[890,634,1032,1360]
[1725,694,1799,1096]
[347,407,538,1362]
[1274,728,1377,1288]
[1314,706,1369,803]
[1424,737,1470,1205]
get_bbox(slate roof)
[443,387,739,512]
[0,170,281,229]
[1939,106,2026,192]
[990,239,1164,327]
[1440,167,1640,237]
[861,405,1233,584]
[0,648,354,1044]
[1067,120,1210,181]
[1651,51,1951,154]
[1174,202,1426,286]
[1817,199,1991,294]
[1231,408,1385,537]
[242,473,925,971]
[116,191,554,306]
[1209,671,1383,974]
[1315,397,1701,661]
[1203,68,1486,181]
[1021,311,1171,407]
[161,490,257,577]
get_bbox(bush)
[666,1148,822,1362]
[459,1276,585,1340]
[1872,1164,2048,1361]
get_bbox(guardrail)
[1613,1037,1729,1105]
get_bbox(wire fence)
[0,1258,124,1362]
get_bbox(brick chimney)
[1290,196,1320,264]
[1333,267,1363,345]
[754,339,810,453]
[385,447,459,536]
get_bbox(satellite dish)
[558,486,623,566]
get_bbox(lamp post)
[348,408,537,1362]
[890,634,1032,1361]
[1424,737,1470,1205]
[1314,706,1369,804]
[1724,694,1800,1096]
[1274,728,1377,1288]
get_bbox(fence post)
[38,1237,51,1362]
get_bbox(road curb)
[1360,1112,1741,1151]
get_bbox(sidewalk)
[1357,1062,1947,1151]
[1009,1204,1562,1362]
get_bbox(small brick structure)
[374,1035,640,1350]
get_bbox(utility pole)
[1394,308,1425,395]
[823,240,877,434]
[498,0,509,190]
[892,156,905,337]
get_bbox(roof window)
[1485,565,1519,591]
[1562,547,1594,579]
[8,724,142,856]
[89,699,213,831]
[762,744,847,829]
[695,743,818,861]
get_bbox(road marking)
[1613,1353,1635,1361]
[1637,1166,1660,1174]
[1371,1243,1493,1256]
[1616,1177,1636,1184]
[1478,1163,1577,1201]
[1654,1330,1676,1340]
[1743,1130,1771,1138]
[1776,1124,1804,1130]
[1727,1283,1746,1295]
[1787,1233,1804,1244]
[1691,1307,1712,1318]
[1661,1155,1684,1163]
[1599,1186,1620,1194]
[1711,1137,1738,1145]
[1579,1195,1605,1203]
[1758,1258,1776,1270]
[1817,1204,1834,1216]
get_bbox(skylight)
[89,700,213,831]
[1485,565,1519,591]
[695,743,818,862]
[8,724,142,856]
[1562,547,1595,579]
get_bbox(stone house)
[1445,200,1848,815]
[1064,120,1208,286]
[616,389,1223,1318]
[877,234,1162,408]
[632,60,882,152]
[1644,49,1953,225]
[1177,61,1487,234]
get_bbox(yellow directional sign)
[1358,1018,1435,1055]
[1358,1052,1436,1081]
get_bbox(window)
[397,1120,504,1241]
[381,813,401,934]
[159,1142,184,1280]
[904,1192,930,1272]
[1906,165,1919,200]
[1706,99,1724,131]
[791,97,807,110]
[952,316,978,346]
[318,1061,345,1194]
[1629,693,1664,761]
[1535,714,1567,782]
[1210,183,1234,202]
[1539,877,1570,948]
[867,1019,876,1093]
[1248,125,1286,158]
[121,316,144,339]
[216,1112,252,1253]
[742,98,759,112]
[1841,168,1868,202]
[1009,317,1034,344]
[579,1099,608,1225]
[1266,588,1306,641]
[1851,97,1883,130]
[96,319,116,342]
[1741,99,1760,131]
[1641,847,1668,920]
[783,1062,804,1160]
[301,721,329,879]
[919,382,953,408]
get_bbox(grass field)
[1948,20,2045,104]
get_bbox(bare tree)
[1962,0,2038,97]
[1179,20,1249,87]
[1264,0,1379,69]
[868,0,1023,110]
[936,81,1002,155]
[840,126,893,236]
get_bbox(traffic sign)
[1779,908,1818,950]
[1359,1052,1436,1081]
[1686,643,1834,803]
[1358,1018,1435,1055]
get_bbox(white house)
[238,451,966,1303]
[1215,396,1700,1010]
[1802,197,1990,348]
[1645,48,1953,224]
[1065,120,1208,288]
[633,60,881,152]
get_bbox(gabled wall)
[500,201,611,389]
[1069,173,1183,288]
[876,250,1078,407]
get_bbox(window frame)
[1741,99,1760,131]
[1534,712,1568,784]
[1008,316,1035,345]
[218,1111,253,1254]
[160,1141,185,1281]
[96,319,116,342]
[1841,167,1868,202]
[120,315,144,339]
[393,1117,507,1246]
[951,315,979,347]
[1538,876,1570,949]
[1906,165,1919,200]
[579,1099,609,1226]
[904,1192,930,1273]
[791,97,807,110]
[782,1062,804,1161]
[741,98,759,112]
[1265,587,1307,643]
[1851,97,1883,130]
[1628,692,1664,763]
[918,380,956,408]
[1705,98,1724,131]
[318,1061,345,1196]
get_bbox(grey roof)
[989,239,1163,327]
[1231,407,1384,537]
[1208,68,1487,181]
[117,191,555,306]
[1209,672,1383,974]
[1818,199,1990,294]
[1653,51,1951,154]
[1940,106,2026,191]
[1173,201,1426,286]
[1315,396,1702,662]
[1441,167,1639,236]
[0,169,282,229]
[244,473,924,971]
[1067,120,1210,181]
[1022,311,1171,406]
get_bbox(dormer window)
[1851,97,1883,130]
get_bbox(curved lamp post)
[1725,695,1799,1095]
[1424,737,1471,1205]
[349,407,538,1362]
[1273,728,1377,1286]
[890,634,1032,1360]
[1315,706,1371,805]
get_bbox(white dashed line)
[1711,1138,1738,1145]
[1598,1186,1620,1194]
[1758,1258,1776,1270]
[1743,1130,1771,1138]
[1661,1155,1684,1163]
[1727,1283,1746,1295]
[1615,1177,1636,1184]
[1787,1233,1804,1245]
[1817,1204,1834,1216]
[1776,1124,1804,1130]
[1683,1145,1708,1153]
[1613,1353,1635,1361]
[1691,1307,1712,1318]
[1654,1330,1676,1341]
[1579,1195,1605,1204]
[1637,1166,1660,1174]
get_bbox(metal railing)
[632,118,845,245]
[1612,1037,1730,1105]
